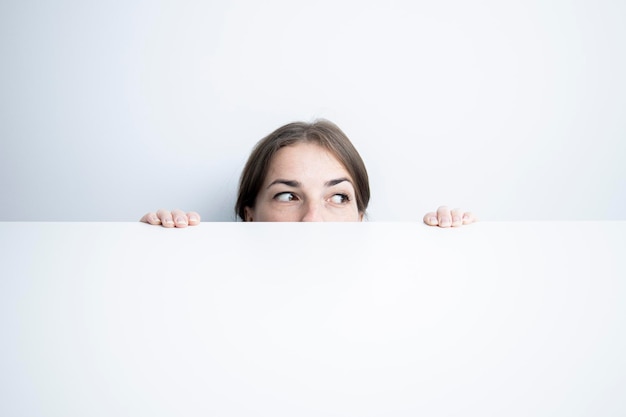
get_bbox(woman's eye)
[330,194,350,204]
[274,192,297,202]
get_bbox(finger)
[462,212,478,225]
[171,208,189,228]
[450,208,463,227]
[187,211,201,226]
[423,211,438,226]
[140,212,161,225]
[157,209,175,228]
[437,206,452,228]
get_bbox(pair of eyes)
[273,192,351,204]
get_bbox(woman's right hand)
[140,209,201,228]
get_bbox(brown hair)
[235,119,370,221]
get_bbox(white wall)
[1,0,624,221]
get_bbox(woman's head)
[236,119,370,222]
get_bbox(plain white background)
[2,222,625,416]
[1,0,624,221]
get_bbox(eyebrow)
[267,179,301,189]
[266,177,352,189]
[325,177,352,187]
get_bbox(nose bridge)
[301,199,324,222]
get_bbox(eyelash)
[273,192,351,204]
[274,192,297,202]
[331,193,350,204]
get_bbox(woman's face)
[245,142,363,222]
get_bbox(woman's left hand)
[423,206,477,227]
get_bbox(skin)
[423,206,477,227]
[244,142,362,222]
[140,208,201,228]
[140,142,477,227]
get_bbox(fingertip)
[188,212,201,226]
[174,216,188,228]
[436,206,452,227]
[141,213,161,225]
[462,212,476,225]
[160,214,175,227]
[438,216,452,228]
[450,208,463,227]
[423,212,438,226]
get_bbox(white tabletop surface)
[1,222,625,416]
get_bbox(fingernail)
[176,217,187,224]
[429,217,437,224]
[441,217,451,226]
[189,215,198,222]
[164,219,174,226]
[453,216,460,223]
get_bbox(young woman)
[140,119,477,227]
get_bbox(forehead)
[265,142,351,182]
